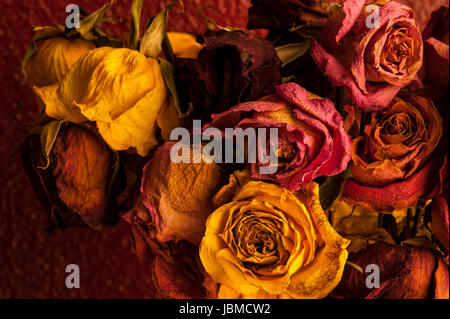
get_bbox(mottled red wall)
[0,0,447,298]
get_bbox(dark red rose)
[177,29,282,120]
[422,6,449,92]
[331,242,449,299]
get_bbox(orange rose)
[199,174,349,298]
[21,124,116,229]
[343,93,444,211]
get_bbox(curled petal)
[323,0,365,48]
[311,39,402,110]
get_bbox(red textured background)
[0,0,447,298]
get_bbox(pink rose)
[207,82,352,191]
[311,0,423,110]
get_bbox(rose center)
[382,27,413,74]
[248,228,276,255]
[277,141,296,163]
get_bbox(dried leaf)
[158,58,190,118]
[73,1,113,40]
[196,5,244,32]
[275,40,311,67]
[38,120,66,169]
[319,169,351,210]
[140,0,184,58]
[128,0,144,50]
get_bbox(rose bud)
[24,37,95,88]
[167,32,203,58]
[34,47,180,156]
[123,142,224,246]
[311,0,423,110]
[200,176,350,299]
[21,124,119,230]
[422,6,449,92]
[342,92,444,212]
[330,242,449,299]
[177,29,282,120]
[207,82,352,191]
[247,0,330,31]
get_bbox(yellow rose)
[34,47,180,156]
[199,175,350,299]
[25,37,95,87]
[167,32,203,58]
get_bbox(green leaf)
[140,0,184,58]
[158,58,191,118]
[319,169,351,210]
[128,0,144,50]
[73,0,114,40]
[275,39,311,68]
[38,120,66,169]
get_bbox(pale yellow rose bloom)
[200,178,350,299]
[34,47,180,156]
[167,32,203,58]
